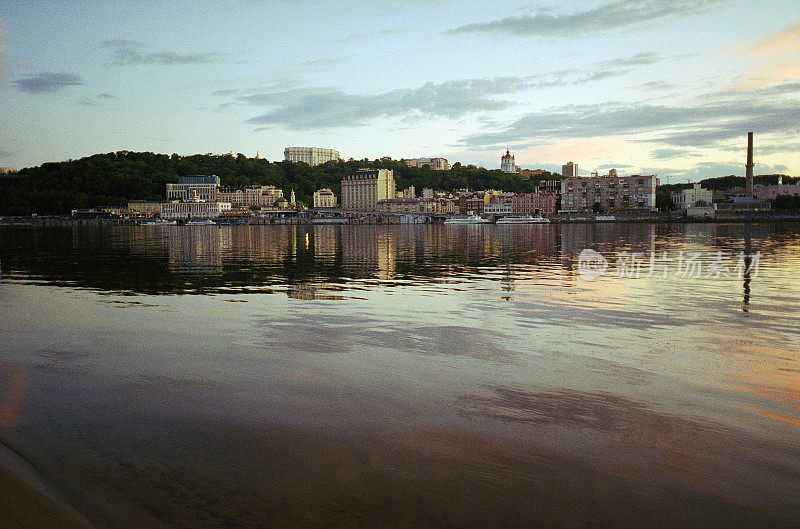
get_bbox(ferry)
[444,215,490,225]
[495,216,550,224]
[141,219,176,226]
[186,219,216,226]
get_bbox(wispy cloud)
[731,23,800,91]
[12,72,84,94]
[739,23,800,57]
[338,28,404,42]
[459,97,800,151]
[222,52,660,129]
[446,0,719,37]
[650,148,701,160]
[242,78,528,129]
[0,148,13,159]
[79,92,118,106]
[101,39,223,66]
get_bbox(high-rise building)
[284,147,340,166]
[562,161,578,178]
[501,150,519,173]
[341,169,396,211]
[560,173,658,213]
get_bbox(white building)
[284,147,340,166]
[313,189,338,208]
[166,175,220,201]
[404,157,450,170]
[501,150,520,173]
[671,183,713,209]
[341,169,396,211]
[160,201,231,219]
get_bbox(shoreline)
[0,440,93,529]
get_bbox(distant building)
[484,202,513,215]
[218,185,283,208]
[501,150,519,173]
[166,175,221,202]
[511,192,557,216]
[127,201,163,215]
[562,162,578,178]
[755,184,800,201]
[402,186,415,199]
[560,173,658,213]
[284,147,340,166]
[671,183,713,209]
[160,201,232,219]
[341,169,396,211]
[313,189,337,208]
[404,157,450,170]
[421,187,435,199]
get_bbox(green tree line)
[0,151,561,216]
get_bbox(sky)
[1,0,799,181]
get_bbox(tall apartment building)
[166,175,221,201]
[341,169,396,211]
[284,147,340,166]
[501,150,520,173]
[404,157,450,171]
[560,173,658,213]
[562,161,578,177]
[313,188,338,208]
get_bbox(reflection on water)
[1,223,800,527]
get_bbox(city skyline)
[1,1,799,180]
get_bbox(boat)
[595,215,616,221]
[495,216,550,224]
[186,219,216,226]
[444,215,490,224]
[141,219,176,226]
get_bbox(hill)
[0,151,559,216]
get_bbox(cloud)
[0,148,13,159]
[739,23,800,57]
[339,28,404,42]
[12,72,84,94]
[459,98,800,150]
[651,148,701,160]
[241,77,532,129]
[225,52,661,129]
[640,81,674,91]
[79,92,118,106]
[101,39,223,66]
[446,0,719,37]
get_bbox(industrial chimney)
[746,132,754,199]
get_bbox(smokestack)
[746,132,754,199]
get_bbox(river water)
[1,223,799,528]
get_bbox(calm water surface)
[1,223,799,528]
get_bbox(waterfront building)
[160,201,232,219]
[484,202,513,215]
[284,147,340,166]
[341,169,396,211]
[458,194,490,215]
[404,157,450,170]
[560,173,658,213]
[422,188,435,199]
[562,162,578,178]
[755,184,800,201]
[671,183,713,209]
[218,185,284,208]
[501,150,520,173]
[402,186,416,199]
[511,192,557,216]
[166,175,221,202]
[127,201,163,216]
[313,189,338,208]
